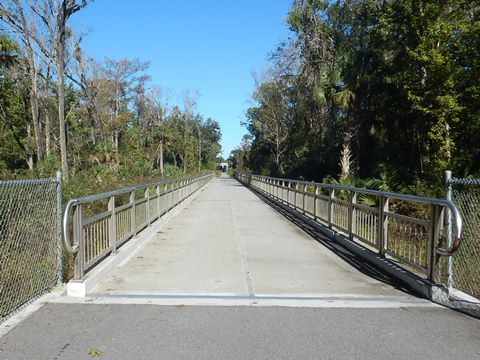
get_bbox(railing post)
[302,184,307,215]
[130,191,137,237]
[73,204,84,280]
[295,183,299,210]
[428,204,444,283]
[348,192,357,239]
[378,196,389,255]
[328,189,335,228]
[174,180,178,205]
[156,185,161,220]
[145,188,151,226]
[108,196,117,253]
[164,183,169,210]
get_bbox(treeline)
[0,1,221,183]
[232,0,479,195]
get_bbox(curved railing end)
[63,199,80,254]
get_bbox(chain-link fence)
[0,174,62,322]
[446,172,480,299]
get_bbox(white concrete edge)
[67,179,213,297]
[47,294,440,308]
[87,291,428,301]
[449,288,480,303]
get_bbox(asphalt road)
[0,303,479,360]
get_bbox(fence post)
[55,171,63,285]
[428,204,444,283]
[348,191,357,239]
[130,191,137,237]
[445,170,453,289]
[73,204,84,280]
[314,185,318,221]
[108,196,117,253]
[378,196,389,255]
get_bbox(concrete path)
[1,175,479,359]
[92,175,413,300]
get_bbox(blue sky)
[71,1,293,158]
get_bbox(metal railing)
[1,173,62,322]
[63,173,214,280]
[237,173,463,284]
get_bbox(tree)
[135,86,169,175]
[238,0,480,190]
[0,35,32,170]
[103,57,150,153]
[29,0,91,179]
[0,1,45,162]
[180,89,199,173]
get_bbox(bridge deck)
[92,175,411,300]
[2,176,479,360]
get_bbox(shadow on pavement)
[242,184,419,298]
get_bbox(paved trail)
[1,175,479,359]
[93,175,414,300]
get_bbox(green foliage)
[235,0,480,195]
[0,33,222,184]
[163,163,184,178]
[364,164,401,193]
[0,34,20,67]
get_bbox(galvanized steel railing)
[237,173,463,284]
[63,173,214,280]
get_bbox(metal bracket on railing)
[435,201,463,257]
[63,199,80,254]
[436,237,462,256]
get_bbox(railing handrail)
[71,173,211,205]
[62,172,213,256]
[238,173,463,256]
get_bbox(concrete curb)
[67,179,214,297]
